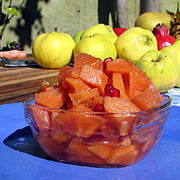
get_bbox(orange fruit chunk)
[128,61,150,98]
[106,58,132,74]
[65,139,92,157]
[112,72,127,98]
[29,105,50,129]
[50,111,69,143]
[131,88,163,111]
[69,88,100,106]
[58,65,73,89]
[87,144,114,159]
[65,77,90,93]
[60,110,106,138]
[35,86,66,108]
[70,104,93,112]
[106,145,138,166]
[74,53,103,70]
[92,96,104,107]
[104,96,140,113]
[80,65,108,94]
[149,83,166,105]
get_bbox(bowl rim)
[23,94,171,116]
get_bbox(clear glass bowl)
[24,95,171,167]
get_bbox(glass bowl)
[24,95,171,167]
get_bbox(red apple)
[113,27,127,37]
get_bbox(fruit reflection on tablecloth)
[166,88,180,107]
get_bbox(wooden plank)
[0,64,60,104]
[0,71,59,86]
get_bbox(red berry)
[94,104,104,112]
[104,84,120,98]
[105,84,114,91]
[104,84,114,96]
[103,57,113,63]
[103,57,113,70]
[110,88,120,97]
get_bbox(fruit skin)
[136,50,180,93]
[135,12,172,32]
[152,23,176,50]
[32,31,75,68]
[74,34,117,61]
[115,27,157,63]
[73,29,85,43]
[173,39,180,45]
[81,24,118,43]
[113,27,127,37]
[160,40,180,87]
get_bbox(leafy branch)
[0,0,25,44]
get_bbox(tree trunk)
[113,0,129,28]
[140,0,161,14]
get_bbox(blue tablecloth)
[0,89,180,180]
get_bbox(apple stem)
[151,59,159,63]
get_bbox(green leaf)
[4,0,9,2]
[166,9,174,15]
[177,2,180,12]
[177,13,180,19]
[6,41,10,46]
[3,7,20,16]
